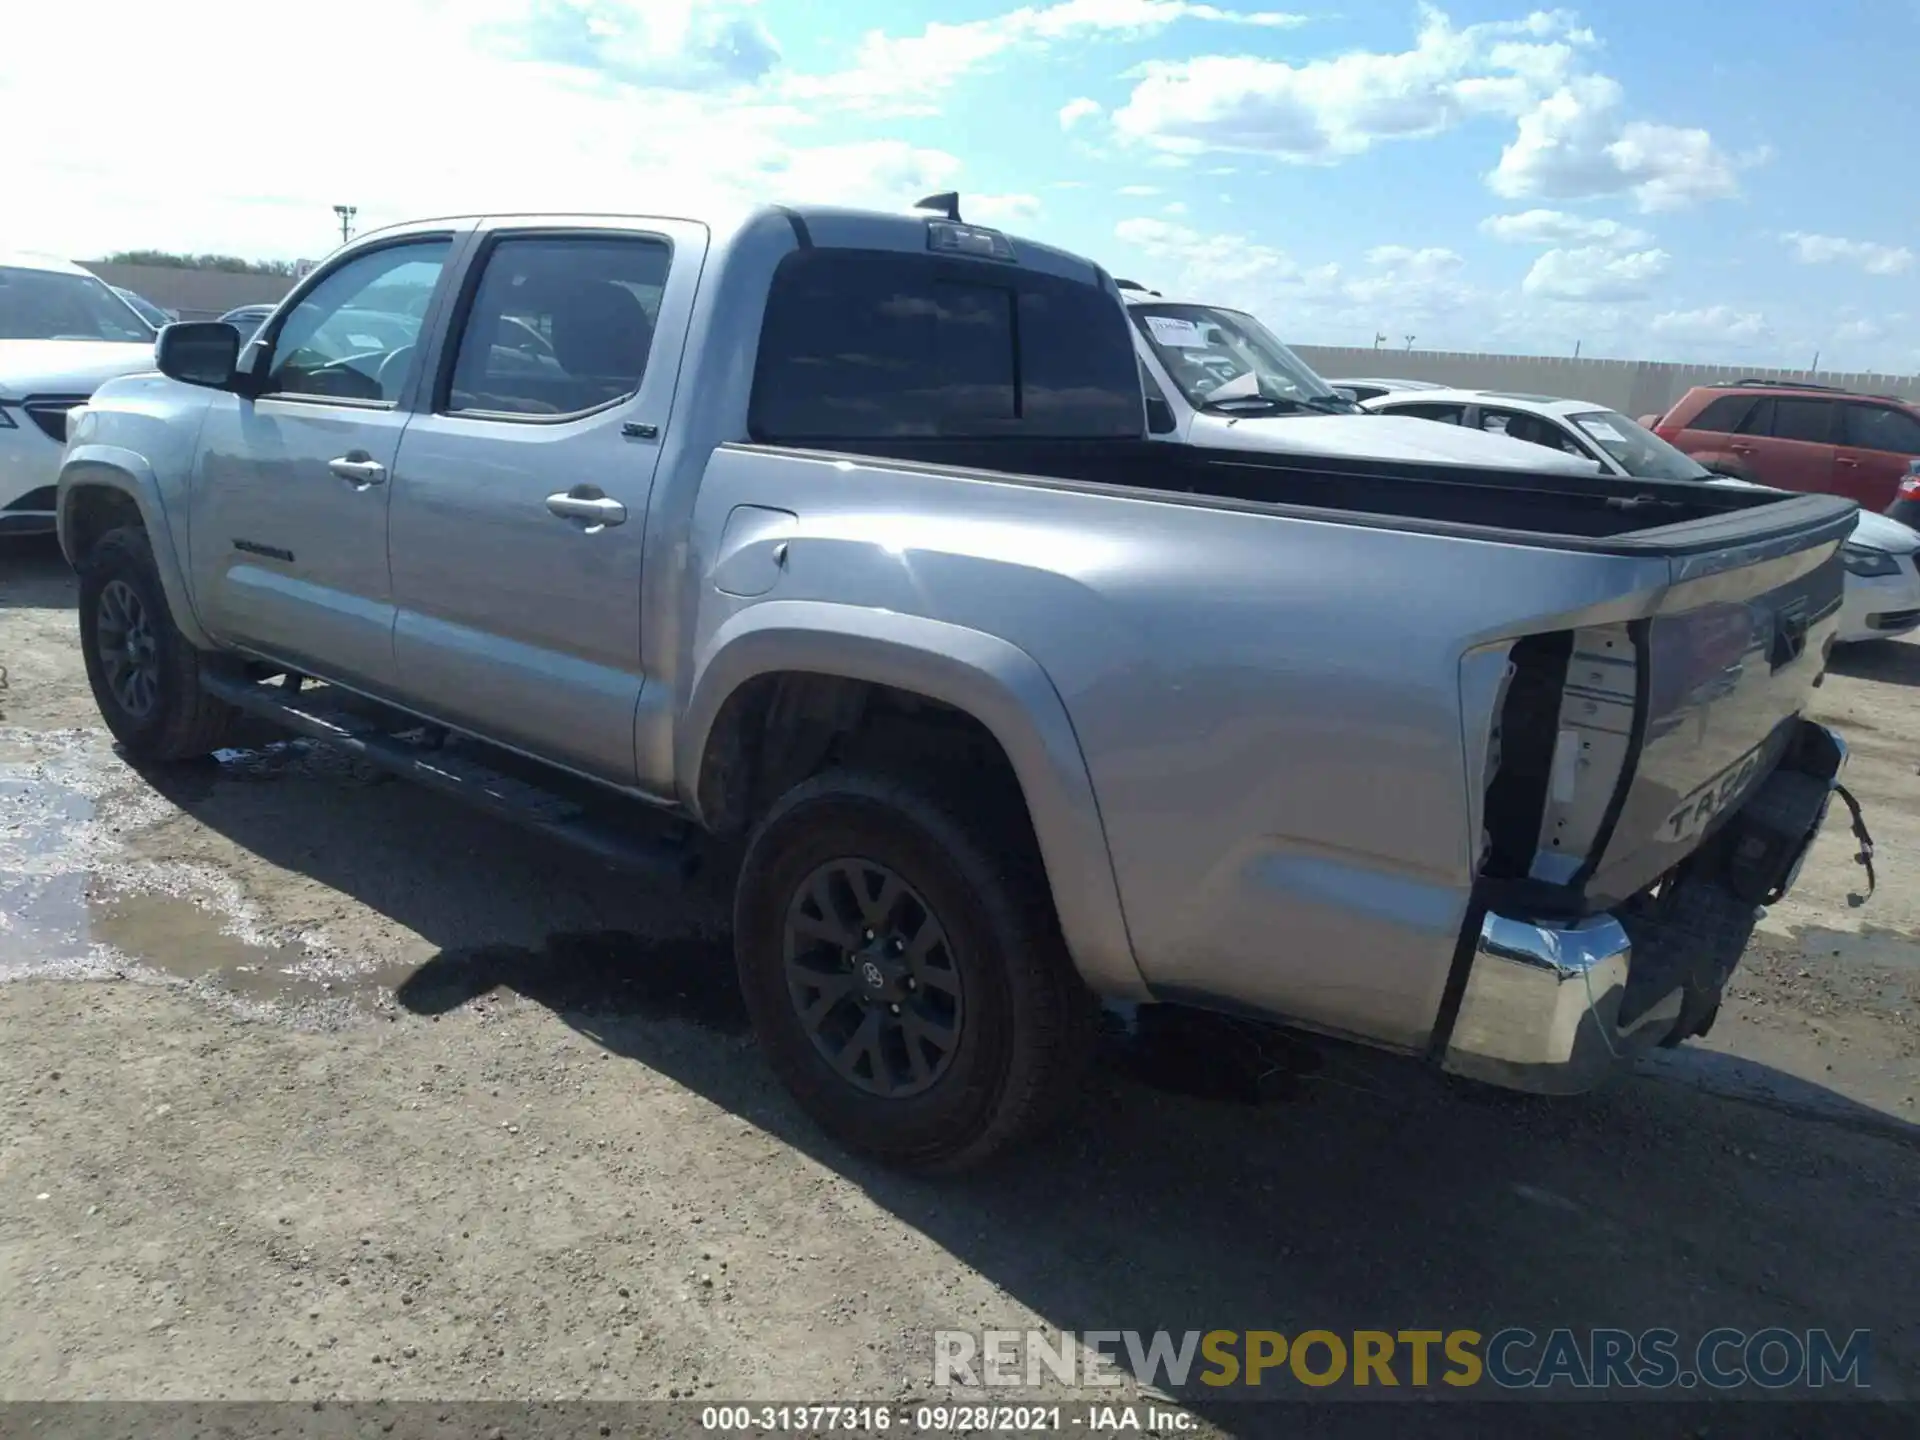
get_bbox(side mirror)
[1332,386,1359,404]
[155,321,242,390]
[1145,395,1177,435]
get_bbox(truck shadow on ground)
[1828,638,1920,689]
[0,535,74,611]
[129,747,1920,1430]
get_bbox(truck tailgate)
[1581,503,1856,906]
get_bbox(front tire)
[733,770,1095,1172]
[77,526,238,762]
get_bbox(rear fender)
[680,600,1148,999]
[57,445,213,650]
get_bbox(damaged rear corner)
[1435,616,1853,1093]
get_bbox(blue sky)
[6,0,1915,368]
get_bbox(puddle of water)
[1,754,407,1008]
[396,931,748,1033]
[85,893,411,1005]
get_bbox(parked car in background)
[217,304,276,343]
[1645,379,1920,512]
[1365,387,1920,643]
[0,252,156,535]
[112,286,177,329]
[1325,377,1447,403]
[1120,291,1600,473]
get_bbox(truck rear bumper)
[1440,912,1678,1094]
[1442,721,1848,1095]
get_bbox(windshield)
[116,290,170,328]
[0,266,156,342]
[1130,303,1350,414]
[1567,409,1711,482]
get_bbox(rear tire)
[733,769,1096,1172]
[77,526,239,762]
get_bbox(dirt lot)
[2,534,1917,1428]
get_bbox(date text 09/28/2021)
[702,1406,1189,1433]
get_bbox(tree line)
[101,251,307,276]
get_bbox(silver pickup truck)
[57,200,1859,1172]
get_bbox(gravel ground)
[2,534,1917,1432]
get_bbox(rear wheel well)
[697,673,1034,846]
[63,483,145,564]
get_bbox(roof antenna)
[915,192,962,222]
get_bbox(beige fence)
[1294,345,1920,418]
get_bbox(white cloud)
[1108,7,1745,213]
[1109,9,1596,160]
[1782,233,1915,276]
[1114,217,1337,298]
[790,0,1306,116]
[1479,209,1650,247]
[1059,97,1104,129]
[1487,75,1740,212]
[0,2,980,260]
[1650,305,1771,343]
[1521,244,1670,301]
[1163,201,1190,215]
[1119,184,1163,195]
[487,0,781,88]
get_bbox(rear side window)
[445,234,670,419]
[1841,402,1920,455]
[749,249,1141,441]
[1684,393,1755,433]
[1769,397,1834,444]
[1387,402,1466,424]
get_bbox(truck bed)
[798,435,1857,552]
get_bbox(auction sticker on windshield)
[1576,417,1628,443]
[1144,315,1209,348]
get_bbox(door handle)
[1729,443,1755,454]
[1835,456,1860,467]
[546,490,627,529]
[328,454,387,486]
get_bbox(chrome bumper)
[1439,913,1680,1095]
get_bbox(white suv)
[1,252,157,536]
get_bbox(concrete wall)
[1294,345,1920,419]
[80,263,298,322]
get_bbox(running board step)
[201,675,699,881]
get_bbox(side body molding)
[679,600,1149,999]
[57,445,214,650]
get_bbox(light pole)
[1403,334,1416,352]
[333,205,358,245]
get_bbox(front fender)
[57,444,212,650]
[680,599,1148,1000]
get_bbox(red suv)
[1647,379,1920,512]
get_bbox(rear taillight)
[1898,462,1920,499]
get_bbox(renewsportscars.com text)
[934,1327,1872,1391]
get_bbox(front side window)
[750,249,1142,441]
[1768,397,1834,444]
[446,234,670,418]
[1129,302,1353,416]
[1568,410,1710,481]
[1841,402,1920,455]
[0,266,155,343]
[264,240,451,403]
[1480,410,1592,460]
